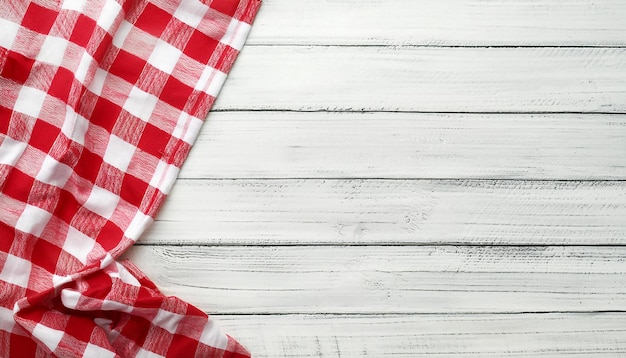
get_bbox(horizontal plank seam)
[176,178,626,183]
[211,109,626,115]
[134,243,626,248]
[244,44,626,49]
[208,310,626,316]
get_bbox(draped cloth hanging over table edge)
[0,0,261,356]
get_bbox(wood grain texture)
[248,0,626,46]
[214,47,626,113]
[123,245,626,314]
[181,112,626,179]
[215,314,626,357]
[142,179,626,245]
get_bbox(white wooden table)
[123,1,626,356]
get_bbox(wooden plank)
[122,245,626,314]
[214,47,626,113]
[182,112,626,180]
[248,0,626,46]
[142,180,626,245]
[216,313,626,357]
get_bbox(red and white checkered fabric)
[0,0,260,356]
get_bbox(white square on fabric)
[199,319,228,349]
[62,227,96,265]
[75,52,94,84]
[0,306,15,332]
[153,309,184,334]
[147,40,182,74]
[60,288,80,309]
[124,211,152,241]
[36,155,73,188]
[15,205,53,237]
[172,113,203,145]
[0,254,31,289]
[149,161,180,194]
[83,343,116,358]
[220,19,252,51]
[61,107,89,146]
[0,136,28,166]
[32,324,64,352]
[84,185,119,219]
[97,0,122,32]
[0,18,20,49]
[195,66,227,97]
[61,0,86,12]
[88,68,108,96]
[173,0,209,28]
[112,20,133,48]
[36,36,69,67]
[112,262,141,286]
[14,86,47,119]
[103,135,135,172]
[136,348,165,358]
[123,87,159,122]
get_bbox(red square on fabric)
[30,120,60,154]
[3,169,34,203]
[134,3,172,37]
[65,316,94,342]
[0,222,14,253]
[120,174,149,207]
[108,50,145,85]
[0,106,11,134]
[21,3,58,34]
[48,67,75,103]
[1,51,35,85]
[31,239,62,273]
[93,33,113,60]
[10,334,39,357]
[74,149,103,183]
[167,334,200,357]
[70,15,97,47]
[97,221,124,251]
[54,189,81,224]
[83,271,112,299]
[120,315,151,347]
[138,123,170,158]
[209,0,239,17]
[160,76,194,110]
[184,30,218,63]
[91,98,121,133]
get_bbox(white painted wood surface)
[126,246,626,314]
[179,112,626,179]
[214,314,626,357]
[247,0,626,46]
[143,180,626,245]
[123,0,626,356]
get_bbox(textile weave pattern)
[0,0,260,356]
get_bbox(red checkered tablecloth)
[0,0,260,356]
